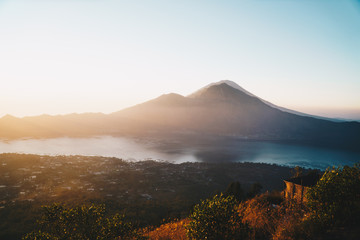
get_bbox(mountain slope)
[111,83,360,150]
[189,80,343,121]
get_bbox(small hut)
[283,173,321,203]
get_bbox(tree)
[306,164,360,228]
[22,204,141,240]
[186,194,249,240]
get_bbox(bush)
[22,203,142,240]
[238,192,308,240]
[186,194,249,240]
[239,195,278,239]
[271,201,307,240]
[306,164,360,228]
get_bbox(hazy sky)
[1,0,359,119]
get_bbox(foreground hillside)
[2,154,359,239]
[146,164,360,240]
[17,163,360,240]
[0,153,292,239]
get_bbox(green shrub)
[186,194,249,240]
[22,203,141,240]
[306,164,360,228]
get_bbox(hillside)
[0,153,292,239]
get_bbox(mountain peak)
[208,80,255,96]
[188,80,255,99]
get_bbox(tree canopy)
[306,164,360,228]
[186,194,249,240]
[22,204,141,240]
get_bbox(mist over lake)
[0,136,358,170]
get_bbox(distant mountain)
[1,81,359,152]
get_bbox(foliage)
[22,231,59,240]
[271,201,307,240]
[239,192,308,240]
[145,219,189,240]
[239,195,277,239]
[22,203,141,240]
[239,192,284,240]
[186,194,249,240]
[306,164,360,228]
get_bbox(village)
[0,153,294,211]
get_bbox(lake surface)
[0,136,359,170]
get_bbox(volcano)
[1,80,359,152]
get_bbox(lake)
[0,136,359,170]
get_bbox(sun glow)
[0,0,359,119]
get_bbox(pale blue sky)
[0,0,359,119]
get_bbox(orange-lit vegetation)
[145,219,189,240]
[186,194,248,240]
[148,164,360,240]
[239,193,306,240]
